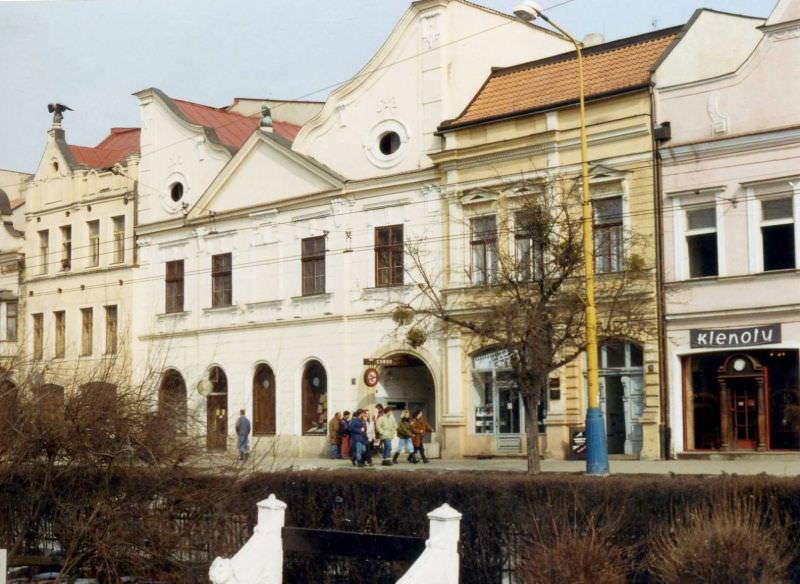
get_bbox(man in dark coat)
[348,409,368,467]
[235,409,251,461]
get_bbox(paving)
[245,455,800,476]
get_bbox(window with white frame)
[470,215,497,286]
[515,210,545,281]
[761,197,795,271]
[87,220,100,267]
[593,196,624,273]
[38,230,49,275]
[686,206,719,278]
[112,216,125,264]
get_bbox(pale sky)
[0,0,778,174]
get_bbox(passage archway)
[376,354,436,447]
[206,367,228,450]
[253,364,276,435]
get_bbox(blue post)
[585,407,609,474]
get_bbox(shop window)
[60,225,71,271]
[54,310,65,358]
[87,220,100,267]
[211,253,232,307]
[302,360,327,435]
[761,197,795,271]
[470,216,497,285]
[253,364,276,435]
[165,260,184,313]
[686,207,718,278]
[515,211,545,281]
[301,237,326,296]
[375,225,404,287]
[593,196,623,273]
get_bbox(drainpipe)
[650,86,671,460]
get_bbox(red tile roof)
[442,28,680,130]
[173,99,300,150]
[69,127,141,169]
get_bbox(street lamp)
[514,1,609,474]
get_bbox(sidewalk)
[251,455,800,476]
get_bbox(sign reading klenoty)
[690,324,781,349]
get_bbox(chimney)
[582,33,605,47]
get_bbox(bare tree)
[394,178,655,474]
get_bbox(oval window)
[378,131,401,156]
[170,182,184,202]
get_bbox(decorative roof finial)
[48,103,73,128]
[260,104,273,132]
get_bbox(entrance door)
[206,394,228,450]
[730,379,758,449]
[604,376,626,454]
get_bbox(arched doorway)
[253,364,276,435]
[302,361,327,435]
[206,367,228,450]
[159,369,187,434]
[375,354,436,447]
[598,340,644,456]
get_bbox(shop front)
[680,325,800,452]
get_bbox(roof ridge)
[174,97,256,118]
[494,25,684,77]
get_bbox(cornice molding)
[661,127,800,164]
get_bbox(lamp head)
[513,1,544,21]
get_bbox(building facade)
[655,0,800,454]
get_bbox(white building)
[131,0,572,456]
[654,0,800,455]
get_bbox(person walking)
[376,405,398,466]
[396,410,415,463]
[328,412,342,459]
[339,411,351,459]
[364,408,376,466]
[349,409,368,467]
[234,409,251,462]
[411,409,433,464]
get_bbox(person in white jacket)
[376,405,398,466]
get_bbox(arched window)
[159,369,187,432]
[253,364,276,435]
[207,367,228,450]
[302,361,327,435]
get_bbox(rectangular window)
[87,220,100,267]
[112,216,125,264]
[686,206,719,278]
[38,230,49,275]
[60,225,72,272]
[80,307,93,356]
[515,211,545,281]
[761,197,795,271]
[593,196,624,273]
[470,216,497,285]
[105,305,117,355]
[375,225,404,287]
[211,253,232,307]
[54,310,65,359]
[165,260,185,313]
[301,236,326,296]
[5,301,17,342]
[32,313,43,360]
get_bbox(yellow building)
[432,28,680,460]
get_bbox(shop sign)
[690,324,781,349]
[569,428,587,461]
[363,357,400,367]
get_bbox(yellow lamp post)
[513,1,609,474]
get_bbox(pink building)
[654,0,800,455]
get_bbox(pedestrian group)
[328,405,434,467]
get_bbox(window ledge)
[202,305,238,315]
[290,293,333,303]
[669,267,800,286]
[362,284,414,294]
[157,310,190,319]
[245,299,283,309]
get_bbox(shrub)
[648,497,793,584]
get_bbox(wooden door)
[731,379,758,449]
[604,376,626,455]
[206,394,228,450]
[253,366,276,435]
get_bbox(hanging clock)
[364,367,380,387]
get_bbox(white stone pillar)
[397,503,462,584]
[445,337,463,418]
[209,494,287,584]
[0,548,6,584]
